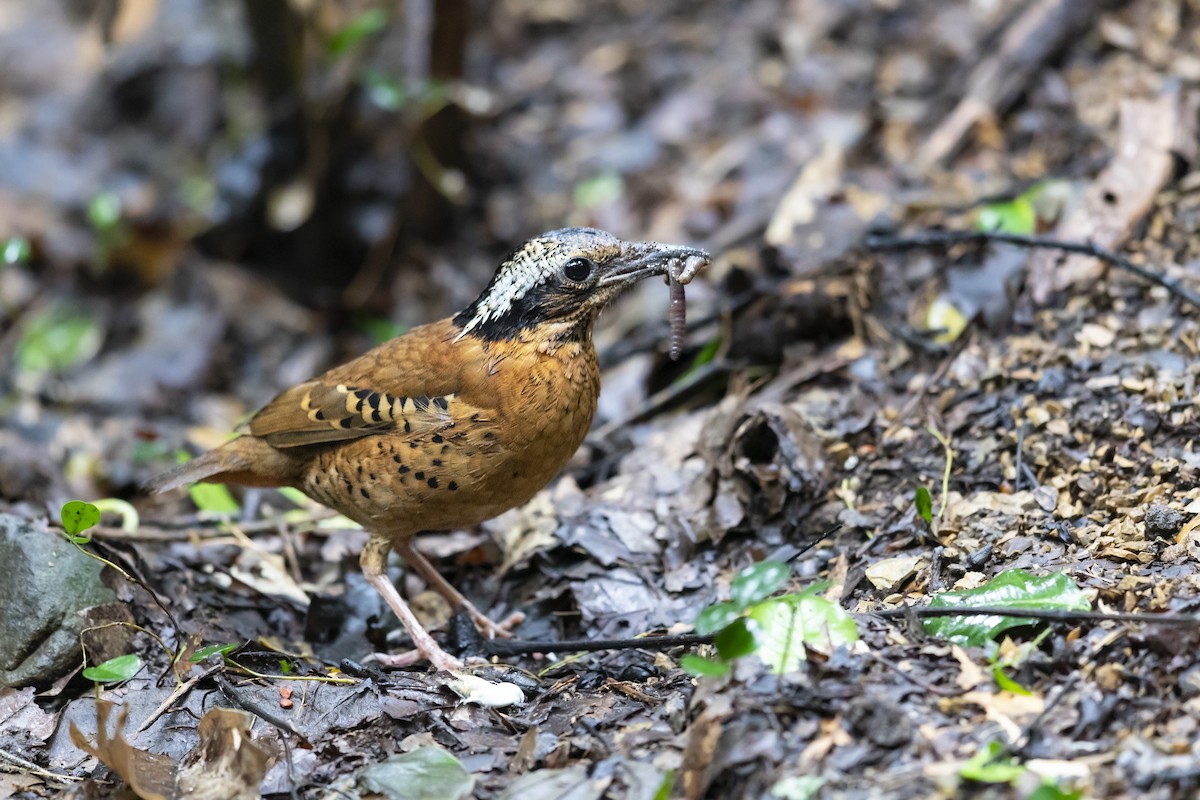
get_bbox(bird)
[149,227,710,671]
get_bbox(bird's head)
[454,227,710,343]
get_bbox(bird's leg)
[394,538,525,639]
[360,536,464,671]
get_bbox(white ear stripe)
[460,239,560,335]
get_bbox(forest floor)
[3,1,1200,798]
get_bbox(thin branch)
[480,603,1200,660]
[871,605,1200,626]
[868,652,967,697]
[864,230,1200,310]
[134,664,223,735]
[0,747,81,783]
[482,632,714,657]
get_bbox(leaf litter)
[3,0,1200,798]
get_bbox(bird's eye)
[563,257,593,283]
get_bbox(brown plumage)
[150,228,710,670]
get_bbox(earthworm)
[668,268,686,360]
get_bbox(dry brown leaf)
[177,707,271,800]
[678,695,732,800]
[70,701,270,800]
[1028,90,1191,303]
[70,701,176,800]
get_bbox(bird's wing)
[247,320,485,448]
[248,381,463,447]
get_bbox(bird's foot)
[465,606,526,640]
[366,644,464,672]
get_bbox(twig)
[868,652,967,698]
[0,747,82,783]
[1014,419,1027,492]
[871,605,1200,626]
[134,664,222,735]
[485,601,1200,660]
[1131,764,1200,788]
[482,632,714,657]
[864,230,1200,310]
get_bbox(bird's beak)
[599,241,712,289]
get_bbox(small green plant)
[189,642,239,664]
[2,236,31,265]
[61,500,101,543]
[188,482,240,514]
[959,741,1082,799]
[86,192,122,232]
[987,633,1047,696]
[978,194,1036,235]
[573,172,624,210]
[683,561,858,677]
[81,653,143,684]
[327,8,387,58]
[960,740,1025,783]
[354,312,407,344]
[86,190,130,270]
[914,486,933,525]
[15,305,102,374]
[60,501,181,686]
[925,423,953,529]
[923,568,1089,647]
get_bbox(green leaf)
[87,192,122,232]
[363,70,407,111]
[188,483,240,514]
[796,580,832,597]
[16,306,102,373]
[748,594,859,674]
[914,486,933,524]
[714,617,759,660]
[61,501,100,538]
[573,172,624,209]
[925,294,969,344]
[1028,780,1082,800]
[992,663,1031,695]
[959,740,1024,784]
[730,560,790,607]
[276,487,312,508]
[91,498,139,534]
[924,568,1090,647]
[694,601,742,636]
[130,440,171,464]
[692,336,721,368]
[675,336,723,385]
[770,775,826,800]
[2,236,31,265]
[653,770,675,800]
[82,653,142,683]
[978,195,1035,235]
[680,654,729,677]
[327,9,387,58]
[358,747,475,800]
[190,642,238,663]
[354,311,406,344]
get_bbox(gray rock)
[0,514,123,687]
[1145,504,1184,540]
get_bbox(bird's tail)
[145,436,298,494]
